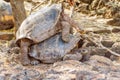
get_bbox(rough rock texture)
[111,42,120,54]
[0,0,14,30]
[9,69,41,80]
[43,56,120,80]
[0,54,119,80]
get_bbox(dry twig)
[81,33,120,57]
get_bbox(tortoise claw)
[30,60,40,65]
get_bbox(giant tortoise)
[29,33,81,64]
[16,4,82,65]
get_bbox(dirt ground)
[0,0,120,80]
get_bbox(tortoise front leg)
[61,21,70,42]
[62,13,84,33]
[20,39,31,65]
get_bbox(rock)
[90,47,107,56]
[0,0,12,16]
[0,32,14,40]
[43,60,92,80]
[9,69,41,80]
[0,0,14,30]
[85,55,113,74]
[52,60,92,71]
[8,47,20,54]
[89,55,113,65]
[0,19,14,30]
[0,74,5,80]
[76,71,106,80]
[101,40,114,48]
[112,28,120,33]
[110,42,120,61]
[107,18,120,26]
[13,64,23,71]
[106,72,120,80]
[111,42,120,54]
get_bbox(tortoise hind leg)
[61,21,70,42]
[20,39,31,65]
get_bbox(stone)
[0,32,14,40]
[89,55,113,65]
[111,42,120,54]
[0,0,14,30]
[76,71,106,80]
[9,69,41,80]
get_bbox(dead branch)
[81,33,120,57]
